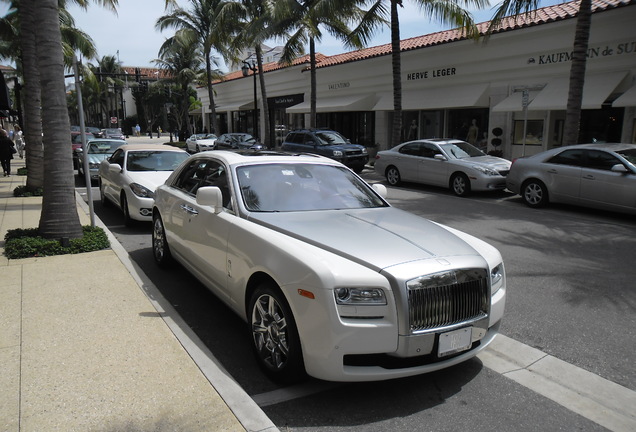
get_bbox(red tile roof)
[219,0,633,83]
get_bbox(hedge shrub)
[4,226,110,259]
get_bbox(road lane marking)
[479,335,636,432]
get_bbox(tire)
[196,144,200,153]
[450,173,471,197]
[152,213,173,267]
[385,166,401,186]
[249,284,306,384]
[522,179,549,208]
[121,193,133,227]
[99,181,111,208]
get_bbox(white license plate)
[438,327,472,357]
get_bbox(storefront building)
[196,0,635,158]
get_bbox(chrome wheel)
[522,180,548,208]
[121,194,133,226]
[152,215,172,266]
[249,285,305,383]
[386,166,401,186]
[451,173,471,197]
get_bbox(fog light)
[139,208,152,216]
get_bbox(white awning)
[373,84,489,111]
[215,100,252,112]
[188,107,202,115]
[612,82,636,107]
[286,94,377,113]
[491,90,541,112]
[528,72,627,111]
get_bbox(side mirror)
[196,186,223,214]
[434,154,447,161]
[372,183,388,199]
[611,164,629,173]
[108,163,122,173]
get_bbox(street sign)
[110,116,117,124]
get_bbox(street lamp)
[241,60,258,140]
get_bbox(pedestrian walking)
[157,126,162,138]
[135,124,141,137]
[0,128,16,176]
[13,125,25,158]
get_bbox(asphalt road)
[76,165,635,432]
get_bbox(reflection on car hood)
[127,171,174,191]
[87,154,111,165]
[249,207,479,270]
[462,156,511,170]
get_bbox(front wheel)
[121,193,133,227]
[385,166,401,186]
[450,173,471,197]
[152,214,173,267]
[99,181,111,208]
[249,284,306,384]
[522,179,549,208]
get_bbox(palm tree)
[155,29,205,137]
[489,0,592,146]
[275,0,379,129]
[156,0,233,135]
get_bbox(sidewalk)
[0,157,276,431]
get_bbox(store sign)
[328,82,350,90]
[406,67,457,81]
[268,93,304,109]
[528,40,636,65]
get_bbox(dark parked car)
[86,126,104,138]
[281,129,368,173]
[102,128,126,140]
[215,133,263,150]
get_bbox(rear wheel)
[450,173,471,197]
[249,284,306,384]
[522,179,549,208]
[385,166,401,186]
[152,214,173,267]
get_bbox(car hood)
[127,171,174,190]
[248,207,479,271]
[195,139,216,145]
[87,154,111,165]
[319,143,365,151]
[461,156,511,170]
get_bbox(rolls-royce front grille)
[408,269,488,332]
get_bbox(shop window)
[513,120,543,145]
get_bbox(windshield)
[104,129,121,134]
[440,141,485,159]
[87,141,123,154]
[237,163,386,212]
[126,151,189,171]
[617,149,636,165]
[313,131,348,146]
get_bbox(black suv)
[281,129,368,173]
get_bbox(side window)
[420,143,441,159]
[110,149,125,166]
[399,143,421,156]
[200,161,231,208]
[585,150,621,171]
[286,133,299,144]
[547,149,584,166]
[173,159,210,195]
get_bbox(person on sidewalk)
[13,125,25,158]
[0,128,16,176]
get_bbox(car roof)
[191,150,338,167]
[87,138,126,143]
[118,144,187,152]
[555,143,636,151]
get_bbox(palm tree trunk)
[19,0,44,190]
[255,45,271,148]
[309,37,317,129]
[36,0,83,239]
[205,51,219,134]
[563,0,592,146]
[390,0,403,148]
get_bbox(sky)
[2,0,565,71]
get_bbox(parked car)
[77,139,126,182]
[280,129,368,173]
[102,128,126,140]
[215,133,264,150]
[152,151,506,383]
[185,133,218,153]
[85,126,104,138]
[506,143,636,215]
[374,139,511,197]
[71,132,94,169]
[99,144,190,225]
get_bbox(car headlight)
[334,287,386,305]
[361,147,368,154]
[332,150,343,157]
[491,264,504,294]
[130,183,154,199]
[472,165,499,176]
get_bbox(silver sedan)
[506,143,636,215]
[374,139,511,196]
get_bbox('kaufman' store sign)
[529,40,636,65]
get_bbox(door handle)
[180,204,198,215]
[582,174,595,180]
[547,169,558,174]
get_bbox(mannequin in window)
[466,119,479,145]
[407,120,418,141]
